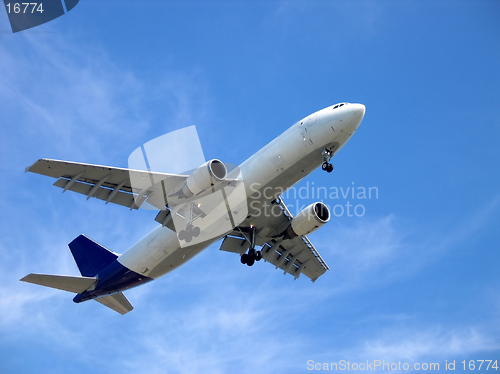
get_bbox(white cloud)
[1,16,499,374]
[307,192,500,297]
[336,324,500,373]
[0,33,212,172]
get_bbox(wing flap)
[27,159,133,188]
[53,178,138,209]
[220,236,250,255]
[155,209,175,231]
[94,292,133,315]
[261,237,328,281]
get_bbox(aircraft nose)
[351,103,366,119]
[343,103,365,134]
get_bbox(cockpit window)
[333,103,348,110]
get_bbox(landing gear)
[240,249,261,266]
[321,148,334,173]
[178,224,201,243]
[177,202,203,243]
[249,248,262,262]
[240,227,262,266]
[322,162,334,173]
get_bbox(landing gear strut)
[321,148,334,173]
[240,227,262,266]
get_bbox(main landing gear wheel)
[193,226,201,237]
[241,248,262,266]
[255,251,262,261]
[249,248,262,261]
[239,226,262,266]
[322,162,334,173]
[178,224,201,243]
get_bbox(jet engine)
[180,159,227,198]
[284,202,330,239]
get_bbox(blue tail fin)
[69,235,118,277]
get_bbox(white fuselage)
[117,103,365,279]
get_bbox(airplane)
[21,102,366,315]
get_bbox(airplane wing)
[219,197,330,282]
[26,158,189,210]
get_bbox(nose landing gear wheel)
[322,162,334,173]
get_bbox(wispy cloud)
[307,192,500,297]
[1,11,499,374]
[0,33,212,173]
[363,326,499,361]
[0,29,214,347]
[318,323,500,374]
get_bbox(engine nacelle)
[181,159,227,197]
[285,202,330,238]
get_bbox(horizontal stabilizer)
[20,273,97,293]
[94,292,133,315]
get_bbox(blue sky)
[1,1,499,373]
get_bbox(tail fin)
[20,273,96,293]
[95,293,134,315]
[21,236,134,315]
[69,235,118,277]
